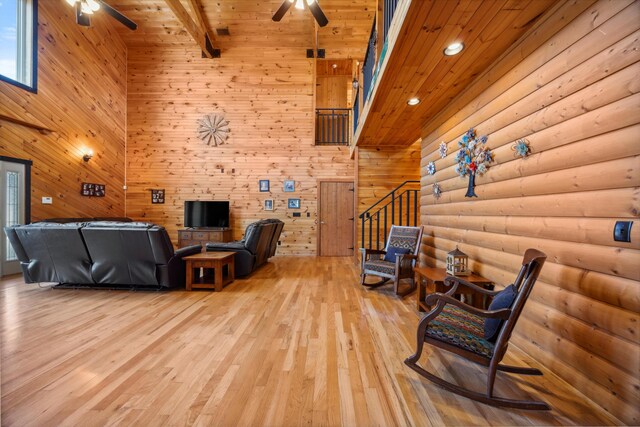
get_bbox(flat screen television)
[184,201,230,228]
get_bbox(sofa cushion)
[81,226,158,285]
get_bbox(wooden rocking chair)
[404,249,549,410]
[360,225,424,297]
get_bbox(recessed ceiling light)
[407,97,420,106]
[444,42,464,56]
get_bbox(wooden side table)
[415,267,493,312]
[184,252,235,291]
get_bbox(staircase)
[359,180,420,251]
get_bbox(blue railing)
[362,17,377,105]
[352,87,359,133]
[352,0,401,141]
[383,0,399,41]
[315,108,350,146]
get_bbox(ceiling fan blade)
[98,1,138,30]
[308,2,329,27]
[272,0,294,22]
[76,3,91,27]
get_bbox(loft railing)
[362,17,377,104]
[315,108,351,145]
[353,0,401,139]
[352,87,359,134]
[359,180,420,250]
[383,0,400,41]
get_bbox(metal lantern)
[446,247,469,276]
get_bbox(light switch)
[42,197,53,205]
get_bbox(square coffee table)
[183,252,235,291]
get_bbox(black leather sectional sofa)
[206,219,284,276]
[5,221,201,288]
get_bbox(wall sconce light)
[352,78,359,89]
[83,150,93,162]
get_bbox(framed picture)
[283,180,295,192]
[151,189,165,204]
[81,182,106,197]
[287,198,300,209]
[94,184,105,197]
[264,199,273,211]
[259,180,270,192]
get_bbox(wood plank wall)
[419,1,639,423]
[125,46,354,254]
[0,1,126,220]
[358,140,420,248]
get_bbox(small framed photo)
[283,180,295,192]
[151,189,165,204]
[259,180,270,192]
[94,184,105,197]
[264,199,273,211]
[287,198,300,209]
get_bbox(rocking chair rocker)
[404,249,549,410]
[360,225,424,297]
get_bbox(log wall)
[0,1,126,220]
[420,1,639,423]
[125,46,354,254]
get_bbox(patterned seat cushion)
[363,259,395,275]
[425,305,495,359]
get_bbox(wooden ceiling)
[105,0,375,59]
[354,0,557,147]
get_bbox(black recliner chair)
[5,221,201,288]
[205,219,284,276]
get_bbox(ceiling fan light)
[87,0,100,12]
[80,2,94,14]
[65,0,78,5]
[295,0,304,10]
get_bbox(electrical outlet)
[42,197,52,204]
[614,221,632,242]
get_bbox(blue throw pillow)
[384,246,410,262]
[484,284,517,341]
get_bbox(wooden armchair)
[360,225,423,297]
[404,249,549,409]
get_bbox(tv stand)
[178,228,232,248]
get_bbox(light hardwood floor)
[0,257,620,426]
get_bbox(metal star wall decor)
[197,114,230,146]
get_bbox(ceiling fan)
[65,0,137,31]
[272,0,329,27]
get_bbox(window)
[0,0,37,92]
[5,171,19,261]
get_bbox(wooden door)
[1,160,26,276]
[319,181,354,256]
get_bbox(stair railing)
[359,180,420,250]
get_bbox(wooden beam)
[164,0,216,58]
[0,113,54,135]
[186,0,215,41]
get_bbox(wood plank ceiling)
[106,0,376,60]
[355,0,557,147]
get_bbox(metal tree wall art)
[455,128,494,198]
[197,114,230,146]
